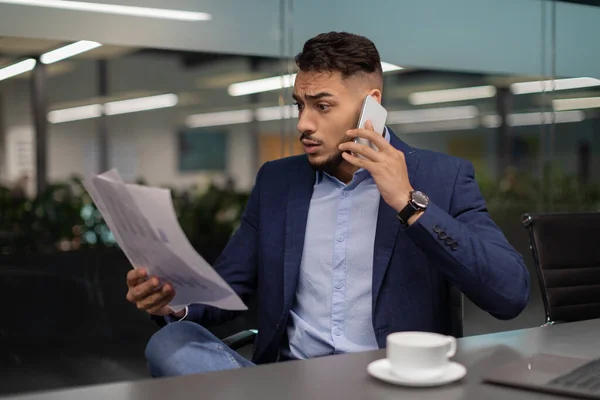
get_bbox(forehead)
[293,70,348,97]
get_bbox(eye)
[293,102,304,111]
[317,103,330,112]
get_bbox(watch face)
[411,191,429,208]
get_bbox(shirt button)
[342,191,349,198]
[337,236,344,242]
[334,328,342,336]
[335,281,343,289]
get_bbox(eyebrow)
[292,92,335,102]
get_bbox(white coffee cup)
[386,331,457,381]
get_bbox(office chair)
[522,212,600,326]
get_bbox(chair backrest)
[522,212,600,324]
[449,285,464,338]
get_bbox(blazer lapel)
[283,158,315,311]
[372,130,421,306]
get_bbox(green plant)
[0,177,86,252]
[0,176,250,258]
[478,164,600,217]
[173,183,250,263]
[1,165,597,256]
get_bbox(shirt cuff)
[164,306,189,323]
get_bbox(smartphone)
[354,95,388,151]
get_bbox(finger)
[146,292,177,315]
[139,285,175,312]
[365,120,374,131]
[137,286,171,311]
[128,277,161,302]
[346,127,389,152]
[127,268,147,288]
[341,151,375,171]
[338,141,383,162]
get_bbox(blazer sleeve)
[405,160,530,320]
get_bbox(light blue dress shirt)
[282,129,391,360]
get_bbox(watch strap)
[397,201,419,225]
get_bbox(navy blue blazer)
[184,131,530,364]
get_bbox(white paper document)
[82,169,247,312]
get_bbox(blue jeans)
[145,321,255,377]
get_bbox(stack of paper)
[83,169,247,312]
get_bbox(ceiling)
[1,0,600,79]
[0,36,135,61]
[3,36,600,122]
[0,36,139,80]
[0,36,279,81]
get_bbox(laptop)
[482,353,600,399]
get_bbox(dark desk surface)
[7,319,600,400]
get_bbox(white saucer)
[367,358,466,387]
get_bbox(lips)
[301,139,320,146]
[301,139,321,154]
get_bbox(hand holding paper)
[82,169,247,313]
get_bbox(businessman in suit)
[127,32,530,377]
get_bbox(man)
[127,32,530,377]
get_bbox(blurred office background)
[0,0,599,396]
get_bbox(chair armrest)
[222,329,258,351]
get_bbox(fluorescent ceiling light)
[256,105,298,121]
[40,40,101,64]
[186,109,253,128]
[381,62,403,72]
[482,110,584,128]
[186,105,299,128]
[104,93,178,115]
[509,110,584,126]
[510,77,600,95]
[0,58,36,81]
[409,85,497,105]
[228,62,403,97]
[48,104,103,123]
[228,74,296,97]
[397,119,479,134]
[0,0,211,21]
[481,115,502,128]
[553,96,600,111]
[49,93,178,123]
[387,106,478,124]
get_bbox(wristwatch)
[397,190,429,225]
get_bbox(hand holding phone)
[354,95,388,153]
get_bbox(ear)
[368,89,382,104]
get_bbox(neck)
[332,161,359,184]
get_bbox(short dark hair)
[295,32,382,82]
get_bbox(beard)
[301,132,353,175]
[309,151,345,176]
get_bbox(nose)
[296,109,316,135]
